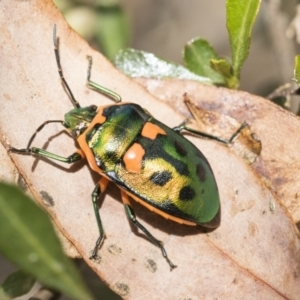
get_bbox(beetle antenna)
[8,120,64,154]
[26,120,64,149]
[53,24,80,108]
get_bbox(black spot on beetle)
[174,140,187,156]
[171,160,189,177]
[140,136,190,176]
[160,200,195,221]
[196,163,206,182]
[179,186,196,201]
[150,171,172,186]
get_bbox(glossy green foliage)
[113,1,261,89]
[183,38,226,85]
[114,48,213,84]
[183,0,261,89]
[183,39,239,88]
[0,183,94,300]
[210,58,236,88]
[226,0,261,81]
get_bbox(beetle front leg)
[90,177,110,259]
[86,56,122,103]
[9,147,84,164]
[121,191,176,270]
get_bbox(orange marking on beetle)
[141,122,166,140]
[120,190,131,206]
[76,133,112,184]
[76,107,110,173]
[123,143,145,173]
[99,176,110,192]
[77,132,102,174]
[93,107,107,124]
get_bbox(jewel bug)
[9,26,247,269]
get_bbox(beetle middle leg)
[121,191,176,270]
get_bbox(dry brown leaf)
[183,96,262,164]
[1,1,300,299]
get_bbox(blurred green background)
[53,0,300,97]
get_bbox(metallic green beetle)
[10,26,246,269]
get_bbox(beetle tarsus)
[8,147,32,154]
[159,242,177,270]
[228,122,249,143]
[90,234,105,260]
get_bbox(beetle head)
[64,105,98,138]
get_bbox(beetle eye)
[62,121,70,129]
[71,129,79,138]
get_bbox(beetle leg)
[9,147,84,164]
[121,191,176,270]
[172,119,190,132]
[86,56,122,103]
[173,121,249,145]
[90,177,110,259]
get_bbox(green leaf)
[294,55,300,84]
[226,0,261,78]
[0,270,35,298]
[183,38,225,85]
[210,58,232,78]
[0,183,94,300]
[114,48,213,84]
[96,3,130,60]
[210,58,238,89]
[0,290,10,300]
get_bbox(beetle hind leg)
[173,120,249,145]
[121,191,176,270]
[90,177,110,259]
